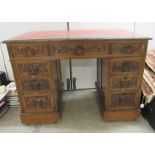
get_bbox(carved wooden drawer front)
[48,43,112,56]
[109,91,137,109]
[111,76,139,89]
[114,42,145,55]
[16,62,49,78]
[23,94,55,112]
[8,44,49,58]
[111,60,142,75]
[20,79,51,93]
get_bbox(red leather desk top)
[4,30,151,43]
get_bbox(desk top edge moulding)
[3,29,151,124]
[3,29,151,43]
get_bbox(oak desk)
[3,30,151,124]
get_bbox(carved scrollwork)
[24,95,52,111]
[114,43,145,55]
[10,43,113,57]
[119,45,137,54]
[17,63,49,77]
[88,44,107,53]
[27,65,39,75]
[71,45,87,55]
[47,44,110,56]
[55,46,68,53]
[111,93,135,107]
[112,77,138,89]
[21,46,37,56]
[112,61,140,73]
[10,45,49,57]
[21,79,50,91]
[30,80,41,90]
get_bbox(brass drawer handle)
[30,80,41,90]
[120,77,127,87]
[28,65,39,75]
[120,45,137,54]
[72,45,87,55]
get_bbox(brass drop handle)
[72,45,86,55]
[31,80,41,90]
[28,65,39,75]
[120,77,127,87]
[121,45,136,54]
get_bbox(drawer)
[8,44,49,58]
[48,43,113,57]
[8,42,113,58]
[110,59,143,75]
[114,41,146,56]
[22,94,55,113]
[109,91,138,110]
[15,61,50,78]
[110,76,139,90]
[19,78,51,93]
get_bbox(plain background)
[0,22,155,89]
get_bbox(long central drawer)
[7,41,146,59]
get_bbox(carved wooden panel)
[48,44,112,56]
[24,95,54,112]
[110,92,136,108]
[8,45,49,58]
[8,43,114,58]
[111,76,138,89]
[16,62,49,78]
[114,42,145,55]
[88,44,113,54]
[111,61,141,74]
[20,79,50,92]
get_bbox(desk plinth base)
[103,110,140,121]
[20,112,60,124]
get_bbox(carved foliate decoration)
[24,95,53,112]
[112,61,140,73]
[88,44,107,53]
[8,42,145,58]
[111,77,138,89]
[21,79,50,92]
[48,44,110,55]
[111,93,135,107]
[114,43,145,55]
[9,45,49,57]
[17,62,49,77]
[9,43,114,58]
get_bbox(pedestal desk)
[3,30,151,124]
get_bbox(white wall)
[134,22,155,50]
[0,22,155,89]
[69,22,135,31]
